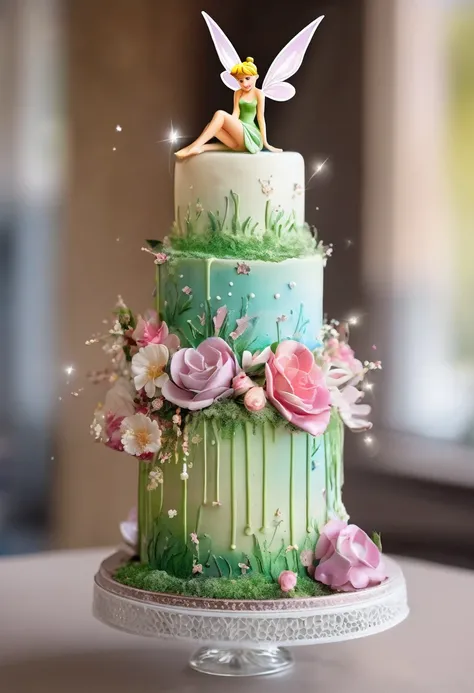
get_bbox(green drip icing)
[203,421,208,505]
[290,434,295,545]
[230,434,236,550]
[306,435,311,533]
[182,478,188,543]
[260,424,267,533]
[244,424,252,536]
[204,258,213,301]
[211,420,220,504]
[159,476,164,516]
[138,463,145,560]
[155,264,160,314]
[324,428,330,522]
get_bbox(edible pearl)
[274,293,280,299]
[229,281,234,286]
[216,295,221,301]
[289,281,296,289]
[228,292,232,296]
[179,274,184,279]
[249,293,256,299]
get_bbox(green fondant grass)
[114,561,333,600]
[165,227,319,263]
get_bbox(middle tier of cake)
[157,255,324,351]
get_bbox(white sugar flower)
[168,509,178,518]
[242,347,272,372]
[121,413,162,457]
[330,386,372,432]
[238,563,250,575]
[131,344,169,398]
[120,507,138,550]
[147,467,163,490]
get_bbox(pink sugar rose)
[314,520,387,592]
[132,312,180,353]
[232,372,255,397]
[265,340,331,436]
[278,570,297,593]
[162,337,239,411]
[244,386,266,412]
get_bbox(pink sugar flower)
[278,570,297,593]
[213,306,228,334]
[182,286,192,295]
[132,312,180,353]
[265,340,331,436]
[236,262,251,275]
[190,532,199,545]
[314,520,387,592]
[162,337,239,411]
[232,372,255,397]
[244,386,266,412]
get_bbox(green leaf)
[371,531,383,552]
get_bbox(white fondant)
[174,152,305,234]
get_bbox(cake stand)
[93,552,408,677]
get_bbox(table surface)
[0,548,472,693]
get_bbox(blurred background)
[0,0,473,565]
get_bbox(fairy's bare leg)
[176,111,244,158]
[198,143,231,152]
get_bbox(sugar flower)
[229,316,250,340]
[330,386,372,432]
[278,570,297,593]
[236,262,251,275]
[314,520,387,591]
[167,509,178,518]
[300,549,314,567]
[238,563,250,575]
[132,344,169,398]
[192,563,203,574]
[132,312,180,352]
[232,372,255,397]
[244,386,266,412]
[182,286,192,295]
[213,306,228,335]
[147,467,163,490]
[242,347,272,372]
[121,413,162,457]
[119,507,138,550]
[265,340,331,436]
[162,337,238,410]
[190,532,199,545]
[324,338,364,388]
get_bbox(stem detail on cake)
[204,258,213,301]
[290,433,295,545]
[203,421,208,505]
[212,420,220,505]
[260,424,267,533]
[230,434,237,550]
[306,434,311,533]
[244,424,252,536]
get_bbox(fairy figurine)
[175,12,324,159]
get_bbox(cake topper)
[175,12,324,159]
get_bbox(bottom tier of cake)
[137,413,348,579]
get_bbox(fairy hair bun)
[245,57,254,63]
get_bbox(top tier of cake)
[174,151,305,236]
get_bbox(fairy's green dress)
[239,99,263,153]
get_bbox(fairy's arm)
[256,90,282,153]
[232,89,241,118]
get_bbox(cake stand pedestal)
[93,552,408,677]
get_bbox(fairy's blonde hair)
[230,56,258,77]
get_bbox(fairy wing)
[202,12,241,91]
[262,15,324,102]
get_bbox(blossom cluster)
[90,300,379,461]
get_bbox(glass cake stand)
[93,552,408,677]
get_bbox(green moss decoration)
[114,562,333,600]
[189,399,300,439]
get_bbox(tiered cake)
[141,152,347,576]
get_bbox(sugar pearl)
[229,281,234,286]
[228,292,232,296]
[249,293,256,299]
[179,274,184,279]
[216,295,221,301]
[288,281,296,289]
[274,293,280,299]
